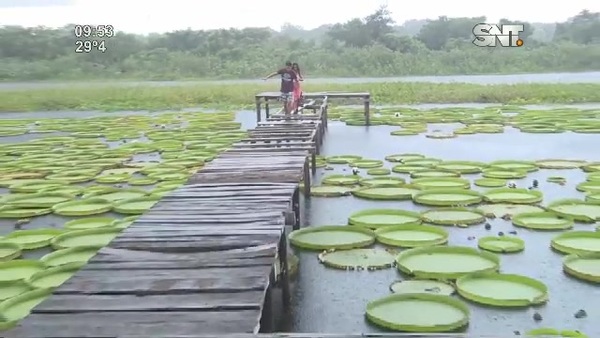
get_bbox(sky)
[0,0,598,34]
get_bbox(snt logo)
[472,23,525,47]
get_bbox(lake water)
[0,71,599,91]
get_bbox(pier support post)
[303,158,310,195]
[260,270,275,333]
[311,150,317,175]
[265,99,270,119]
[255,97,262,123]
[278,234,291,310]
[292,186,300,230]
[364,94,371,126]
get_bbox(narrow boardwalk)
[4,99,328,338]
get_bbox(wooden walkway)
[4,99,328,337]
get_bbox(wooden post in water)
[259,270,275,332]
[292,186,300,230]
[278,235,291,309]
[265,98,270,119]
[364,94,371,126]
[255,97,262,123]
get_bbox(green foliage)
[1,82,598,112]
[0,8,598,81]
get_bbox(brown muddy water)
[1,105,599,336]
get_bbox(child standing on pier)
[291,63,304,114]
[263,61,298,116]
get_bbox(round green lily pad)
[352,185,420,200]
[8,180,68,193]
[318,248,396,270]
[111,216,138,229]
[477,204,545,218]
[40,246,99,267]
[512,212,574,230]
[350,160,383,168]
[582,162,600,172]
[385,153,424,163]
[27,262,85,288]
[327,155,362,164]
[411,177,470,190]
[391,165,429,174]
[0,287,53,324]
[147,172,189,181]
[365,293,469,332]
[0,282,32,301]
[0,242,21,262]
[321,174,360,186]
[478,236,525,253]
[586,193,600,204]
[434,161,486,174]
[547,199,600,223]
[0,260,46,282]
[396,246,500,279]
[551,231,600,255]
[547,176,567,184]
[95,173,131,183]
[359,177,406,187]
[2,192,74,208]
[128,177,159,186]
[375,224,448,247]
[456,273,548,307]
[51,228,122,250]
[112,196,160,214]
[525,328,589,337]
[3,229,63,250]
[52,198,112,216]
[84,188,149,202]
[410,170,460,179]
[389,279,455,296]
[413,189,482,207]
[421,208,485,226]
[366,168,391,175]
[288,226,376,250]
[0,206,52,218]
[309,185,355,197]
[403,158,442,167]
[562,253,600,283]
[489,160,538,172]
[536,159,586,169]
[474,178,507,188]
[482,169,528,179]
[576,181,600,193]
[482,188,543,204]
[348,209,421,229]
[64,217,117,230]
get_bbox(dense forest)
[0,7,599,81]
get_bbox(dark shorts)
[280,92,293,103]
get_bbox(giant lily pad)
[365,293,470,332]
[322,174,360,186]
[26,262,84,288]
[288,226,376,250]
[51,228,122,250]
[411,177,470,190]
[410,170,460,179]
[352,185,420,200]
[350,159,383,168]
[359,177,406,187]
[0,206,52,218]
[327,155,362,164]
[396,246,500,279]
[391,165,429,174]
[489,160,538,172]
[389,279,455,296]
[375,224,448,247]
[421,208,485,226]
[112,196,160,214]
[348,209,421,229]
[0,260,46,282]
[474,178,507,188]
[482,188,543,204]
[547,199,600,223]
[63,217,117,230]
[477,204,545,218]
[455,273,548,307]
[309,185,355,197]
[482,169,527,179]
[434,161,486,174]
[385,153,424,163]
[512,212,574,230]
[478,236,525,253]
[562,253,600,283]
[536,159,586,169]
[2,192,74,208]
[551,231,600,255]
[413,189,482,207]
[8,180,69,193]
[318,248,396,270]
[3,229,63,250]
[0,281,32,301]
[0,242,21,262]
[40,246,99,267]
[576,181,600,193]
[52,198,112,216]
[84,187,149,202]
[0,287,53,326]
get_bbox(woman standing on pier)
[291,63,303,114]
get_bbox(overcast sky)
[0,0,598,34]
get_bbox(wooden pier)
[3,97,330,338]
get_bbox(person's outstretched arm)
[263,70,281,80]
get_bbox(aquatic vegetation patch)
[288,226,376,250]
[455,273,548,307]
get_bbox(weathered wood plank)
[4,311,261,337]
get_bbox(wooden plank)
[109,234,281,252]
[4,311,261,337]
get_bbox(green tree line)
[0,7,598,81]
